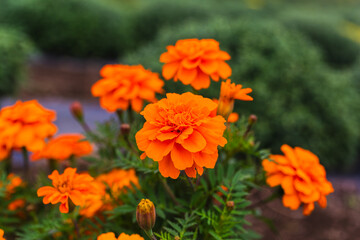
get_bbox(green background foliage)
[0,26,33,98]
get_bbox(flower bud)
[174,237,180,240]
[70,101,84,122]
[248,114,257,126]
[120,123,131,135]
[136,199,156,231]
[226,201,234,211]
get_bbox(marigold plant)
[262,144,334,215]
[0,100,57,160]
[31,134,93,161]
[0,229,5,240]
[97,232,144,240]
[91,64,164,112]
[160,39,232,90]
[37,167,95,213]
[217,79,253,120]
[80,169,139,217]
[136,92,227,179]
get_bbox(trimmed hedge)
[0,27,33,98]
[125,18,360,172]
[1,0,135,59]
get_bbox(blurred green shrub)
[125,18,360,172]
[279,16,360,69]
[0,27,33,98]
[131,0,260,46]
[0,0,135,58]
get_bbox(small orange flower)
[80,169,139,217]
[0,229,5,240]
[91,64,164,112]
[0,100,57,160]
[98,232,144,240]
[160,39,232,90]
[37,168,95,213]
[3,173,23,196]
[212,99,239,123]
[31,134,93,161]
[217,79,253,120]
[8,199,25,211]
[136,92,227,179]
[262,144,334,215]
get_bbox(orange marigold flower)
[136,92,227,179]
[8,199,25,211]
[98,232,144,240]
[0,100,57,160]
[0,229,5,240]
[31,134,93,161]
[2,173,23,196]
[160,39,232,90]
[37,168,95,213]
[80,169,139,217]
[217,79,253,120]
[91,64,164,113]
[212,99,239,123]
[262,144,334,216]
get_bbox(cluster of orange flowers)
[160,39,232,90]
[91,64,164,113]
[97,233,144,240]
[136,92,227,179]
[0,100,57,160]
[80,169,139,217]
[0,229,5,240]
[37,168,96,213]
[37,167,139,215]
[262,145,334,215]
[31,134,92,161]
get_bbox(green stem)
[144,229,157,240]
[127,107,134,124]
[116,109,124,124]
[48,159,58,173]
[4,151,13,174]
[160,177,180,206]
[69,155,76,168]
[21,147,29,179]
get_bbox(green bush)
[125,18,360,172]
[279,16,360,69]
[0,27,33,98]
[131,0,269,48]
[0,0,135,58]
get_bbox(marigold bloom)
[0,100,57,160]
[37,168,95,213]
[217,79,253,120]
[98,233,144,240]
[136,199,156,231]
[8,199,25,211]
[262,145,334,216]
[0,229,5,240]
[212,99,238,123]
[31,134,93,161]
[80,169,139,217]
[2,173,23,196]
[91,64,164,112]
[160,39,232,90]
[136,92,227,179]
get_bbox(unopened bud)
[70,101,84,122]
[136,199,156,231]
[226,201,234,211]
[120,123,131,135]
[248,114,257,125]
[175,237,181,240]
